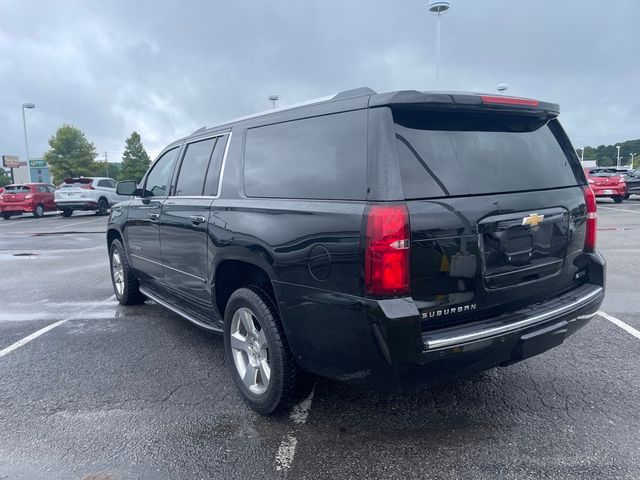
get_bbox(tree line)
[582,139,640,168]
[40,125,152,185]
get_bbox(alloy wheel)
[229,307,271,396]
[111,250,124,296]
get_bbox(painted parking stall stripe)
[0,320,68,358]
[55,217,104,229]
[598,311,640,341]
[275,386,315,472]
[0,295,118,358]
[599,206,640,215]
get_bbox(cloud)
[1,0,639,163]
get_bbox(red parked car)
[0,183,57,219]
[583,167,627,203]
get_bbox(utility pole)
[104,151,109,177]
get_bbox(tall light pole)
[616,145,621,169]
[22,103,36,163]
[428,0,450,84]
[268,95,279,109]
[631,152,637,169]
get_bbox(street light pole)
[616,145,621,169]
[22,103,36,165]
[428,1,450,85]
[631,152,637,169]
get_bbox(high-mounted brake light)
[583,186,597,253]
[365,204,410,296]
[480,95,539,107]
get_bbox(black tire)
[61,209,73,217]
[1,213,11,220]
[109,239,145,305]
[613,196,624,204]
[97,197,109,216]
[33,204,44,218]
[223,287,298,414]
[624,193,631,200]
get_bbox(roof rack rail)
[192,126,207,135]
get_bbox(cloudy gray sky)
[1,0,639,162]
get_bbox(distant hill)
[581,139,640,168]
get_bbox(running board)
[139,286,222,333]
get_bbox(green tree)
[44,125,98,183]
[0,169,11,187]
[119,132,150,183]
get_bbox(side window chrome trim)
[160,131,231,200]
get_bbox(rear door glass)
[393,110,579,199]
[203,135,227,196]
[174,138,216,196]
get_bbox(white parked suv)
[54,177,129,217]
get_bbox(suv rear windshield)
[393,110,579,199]
[61,178,93,187]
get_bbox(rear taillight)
[583,186,597,253]
[25,194,33,199]
[364,204,410,296]
[618,177,625,184]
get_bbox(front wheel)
[613,196,624,204]
[109,239,145,305]
[1,213,11,220]
[61,209,73,217]
[223,287,298,414]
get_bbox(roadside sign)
[2,155,20,168]
[29,159,46,168]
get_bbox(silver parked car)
[54,177,129,217]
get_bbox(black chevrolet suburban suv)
[107,88,605,414]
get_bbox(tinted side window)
[203,135,227,196]
[144,147,179,197]
[175,138,216,196]
[46,186,56,193]
[394,111,579,199]
[244,110,367,200]
[37,185,48,193]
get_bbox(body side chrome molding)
[140,286,222,333]
[130,254,207,283]
[424,286,603,350]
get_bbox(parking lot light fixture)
[22,102,36,163]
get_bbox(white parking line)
[0,296,118,357]
[0,217,43,227]
[55,217,104,229]
[275,386,315,472]
[0,320,68,358]
[599,206,640,215]
[598,311,640,341]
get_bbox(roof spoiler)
[369,91,560,117]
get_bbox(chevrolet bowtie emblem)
[522,213,544,227]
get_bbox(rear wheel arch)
[214,259,278,319]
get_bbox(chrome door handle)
[189,215,206,225]
[149,213,160,221]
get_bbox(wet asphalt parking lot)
[0,199,639,480]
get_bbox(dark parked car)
[0,183,57,219]
[107,88,605,414]
[624,169,640,197]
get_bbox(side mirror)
[116,180,138,196]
